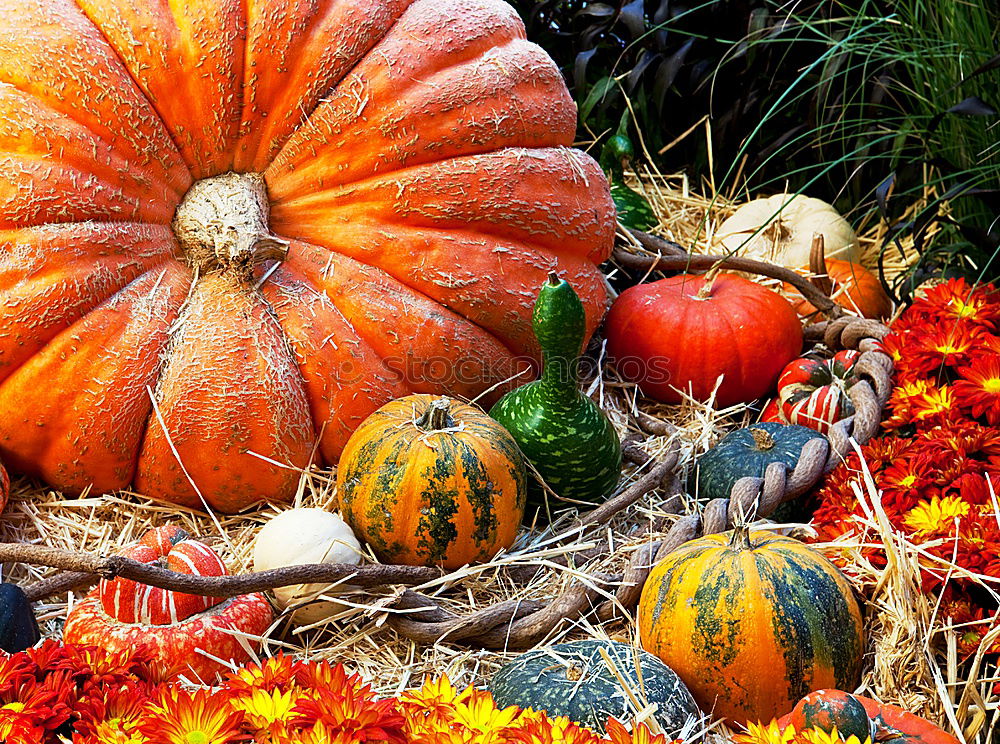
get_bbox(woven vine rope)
[3,237,895,650]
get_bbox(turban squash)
[64,527,272,681]
[0,0,615,512]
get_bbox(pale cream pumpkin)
[253,507,362,625]
[715,194,860,267]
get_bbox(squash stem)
[729,523,754,551]
[749,427,775,450]
[417,398,455,431]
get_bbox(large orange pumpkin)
[0,0,615,512]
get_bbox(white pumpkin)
[714,193,860,267]
[253,508,362,625]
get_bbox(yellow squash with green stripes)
[637,527,863,724]
[336,395,527,569]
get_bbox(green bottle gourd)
[490,273,622,511]
[600,134,658,231]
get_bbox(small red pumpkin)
[775,350,861,433]
[777,689,961,744]
[606,274,803,407]
[64,526,271,681]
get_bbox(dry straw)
[0,170,984,742]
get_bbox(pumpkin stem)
[417,398,456,431]
[808,233,834,297]
[749,427,775,450]
[695,265,723,300]
[547,271,561,287]
[172,172,289,276]
[728,523,755,551]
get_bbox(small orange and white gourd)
[774,351,862,434]
[64,526,271,680]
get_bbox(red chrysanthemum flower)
[954,354,1000,425]
[907,324,985,378]
[0,652,36,696]
[73,679,151,740]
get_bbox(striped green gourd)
[490,273,621,511]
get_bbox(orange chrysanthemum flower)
[138,687,246,744]
[226,654,298,695]
[292,685,405,743]
[605,717,682,744]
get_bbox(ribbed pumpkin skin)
[0,0,614,512]
[776,351,861,434]
[337,395,527,569]
[638,530,863,723]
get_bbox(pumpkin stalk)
[808,233,834,297]
[172,172,289,275]
[728,523,754,551]
[417,398,456,431]
[749,427,776,450]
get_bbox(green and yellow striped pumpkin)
[637,528,863,723]
[336,394,526,569]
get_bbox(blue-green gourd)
[490,273,622,511]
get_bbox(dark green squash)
[0,583,40,653]
[694,422,824,519]
[489,274,622,512]
[488,639,699,735]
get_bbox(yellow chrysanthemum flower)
[904,495,971,535]
[735,720,797,744]
[450,688,520,734]
[227,686,300,732]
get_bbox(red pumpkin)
[777,689,961,744]
[64,527,271,681]
[606,274,803,407]
[788,260,892,319]
[775,351,861,433]
[0,0,614,513]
